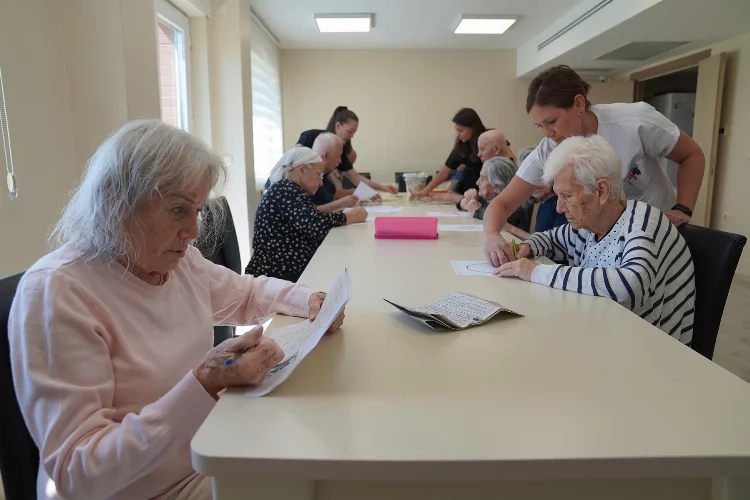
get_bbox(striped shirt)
[527,200,695,343]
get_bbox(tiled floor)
[712,275,750,383]
[1,278,748,499]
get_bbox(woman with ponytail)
[296,106,398,195]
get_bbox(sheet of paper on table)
[384,292,522,331]
[364,205,406,214]
[353,182,379,201]
[438,224,482,232]
[450,259,544,276]
[244,269,352,397]
[426,211,472,218]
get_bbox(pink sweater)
[9,244,314,500]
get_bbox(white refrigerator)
[645,92,696,188]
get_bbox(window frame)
[155,0,192,132]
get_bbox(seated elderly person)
[247,147,367,282]
[477,129,518,164]
[309,132,372,212]
[457,156,531,232]
[430,129,518,205]
[495,135,695,342]
[9,120,346,500]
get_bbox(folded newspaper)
[384,292,522,331]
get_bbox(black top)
[445,149,484,176]
[246,180,347,282]
[264,171,336,206]
[310,176,337,205]
[297,129,354,172]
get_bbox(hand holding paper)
[353,182,379,201]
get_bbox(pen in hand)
[512,239,518,259]
[225,343,260,366]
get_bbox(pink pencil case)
[374,217,439,240]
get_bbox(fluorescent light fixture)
[315,14,372,33]
[454,15,516,35]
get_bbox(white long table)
[192,200,750,500]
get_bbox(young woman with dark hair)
[481,65,705,266]
[296,106,397,195]
[413,108,489,198]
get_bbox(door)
[690,53,727,227]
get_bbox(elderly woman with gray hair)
[495,135,695,342]
[246,147,367,282]
[457,156,531,232]
[9,120,347,500]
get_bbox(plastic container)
[402,172,427,196]
[374,217,439,239]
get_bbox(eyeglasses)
[302,163,325,180]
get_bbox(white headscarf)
[268,147,322,185]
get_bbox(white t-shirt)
[516,102,681,212]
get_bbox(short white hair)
[268,147,322,184]
[312,132,343,155]
[543,135,625,201]
[51,119,227,262]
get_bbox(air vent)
[537,0,613,51]
[595,41,690,61]
[573,68,616,75]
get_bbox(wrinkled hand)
[483,232,514,267]
[345,206,368,224]
[340,195,360,208]
[515,243,533,260]
[410,189,430,200]
[463,189,479,201]
[664,209,690,227]
[193,326,284,397]
[384,185,398,195]
[308,292,346,334]
[492,258,538,282]
[465,199,482,214]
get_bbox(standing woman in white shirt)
[482,65,705,266]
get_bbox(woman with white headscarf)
[246,147,367,282]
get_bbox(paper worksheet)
[450,260,498,276]
[353,182,379,201]
[426,211,472,218]
[363,205,405,214]
[384,292,522,331]
[244,269,352,397]
[438,224,482,232]
[450,259,545,276]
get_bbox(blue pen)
[224,343,259,366]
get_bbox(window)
[156,0,191,131]
[250,14,284,190]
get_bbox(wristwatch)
[671,204,693,217]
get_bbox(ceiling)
[249,0,581,50]
[521,0,750,77]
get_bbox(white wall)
[707,32,750,276]
[61,0,161,173]
[203,0,257,266]
[0,0,78,277]
[281,49,633,184]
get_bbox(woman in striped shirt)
[495,135,695,343]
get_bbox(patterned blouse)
[246,179,347,282]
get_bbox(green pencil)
[512,239,518,259]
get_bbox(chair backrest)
[678,224,747,359]
[194,197,241,346]
[0,272,40,500]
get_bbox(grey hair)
[542,135,625,201]
[50,119,227,262]
[483,156,517,190]
[312,132,343,155]
[518,147,535,166]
